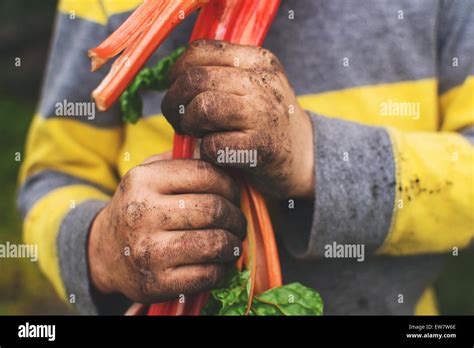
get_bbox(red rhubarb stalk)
[89,0,164,71]
[90,0,282,316]
[239,182,258,314]
[163,0,282,316]
[91,0,209,111]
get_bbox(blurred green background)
[0,0,72,315]
[0,0,472,315]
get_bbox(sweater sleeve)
[288,113,473,258]
[284,0,473,258]
[17,0,127,314]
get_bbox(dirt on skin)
[163,39,312,198]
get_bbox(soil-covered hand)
[88,157,246,303]
[162,40,314,198]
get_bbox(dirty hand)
[162,40,314,198]
[88,156,246,303]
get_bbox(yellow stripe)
[19,114,122,192]
[58,0,144,25]
[118,115,174,175]
[378,128,474,255]
[414,288,439,315]
[298,79,438,131]
[102,0,144,17]
[58,0,108,25]
[117,80,442,178]
[23,185,109,300]
[301,79,473,255]
[440,76,474,132]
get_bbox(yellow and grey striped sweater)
[18,0,474,314]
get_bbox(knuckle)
[194,92,213,121]
[201,265,221,287]
[129,246,171,302]
[126,165,148,186]
[208,195,226,224]
[268,56,283,71]
[210,40,226,50]
[202,230,231,260]
[184,66,208,88]
[122,201,148,228]
[119,166,151,202]
[189,38,207,50]
[192,39,226,51]
[130,241,149,268]
[270,56,284,70]
[257,47,278,65]
[188,92,234,136]
[181,93,214,136]
[131,235,164,270]
[258,47,274,59]
[200,135,220,160]
[212,229,230,252]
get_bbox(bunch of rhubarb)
[90,0,322,316]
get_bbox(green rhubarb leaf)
[201,268,250,316]
[201,268,324,316]
[200,295,221,316]
[120,46,186,124]
[252,282,323,316]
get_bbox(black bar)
[0,315,473,346]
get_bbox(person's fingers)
[130,159,240,203]
[199,130,271,171]
[162,66,251,133]
[149,229,242,267]
[141,151,172,165]
[159,160,240,203]
[122,190,246,238]
[136,263,229,302]
[169,39,283,83]
[149,194,247,238]
[179,92,253,137]
[163,263,229,298]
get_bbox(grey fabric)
[38,1,474,127]
[38,1,474,128]
[279,247,445,315]
[437,0,474,94]
[274,114,440,314]
[283,114,396,258]
[108,0,448,118]
[108,11,198,119]
[39,13,122,127]
[24,0,474,315]
[17,170,112,219]
[57,200,107,315]
[265,0,438,95]
[460,126,474,145]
